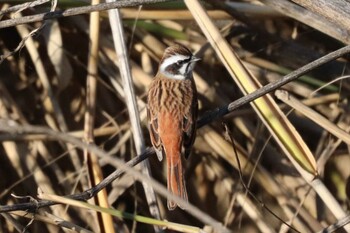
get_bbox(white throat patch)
[159,54,189,80]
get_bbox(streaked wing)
[183,80,198,159]
[147,82,163,161]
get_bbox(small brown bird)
[147,44,199,210]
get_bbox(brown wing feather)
[147,82,163,161]
[182,77,198,159]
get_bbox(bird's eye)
[176,61,182,66]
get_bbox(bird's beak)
[190,56,201,62]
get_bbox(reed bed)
[0,1,349,232]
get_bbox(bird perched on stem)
[147,44,199,210]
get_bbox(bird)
[147,44,199,210]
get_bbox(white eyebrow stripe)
[159,54,188,73]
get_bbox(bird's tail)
[167,152,188,210]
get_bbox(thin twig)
[223,124,301,233]
[318,215,350,233]
[0,0,174,29]
[0,147,152,213]
[197,45,350,128]
[0,122,231,233]
[0,0,50,17]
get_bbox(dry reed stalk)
[106,2,162,232]
[83,0,115,231]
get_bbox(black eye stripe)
[176,56,191,66]
[164,55,193,74]
[184,55,192,63]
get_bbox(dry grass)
[0,1,349,233]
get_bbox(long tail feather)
[167,153,188,210]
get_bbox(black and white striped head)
[159,44,199,80]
